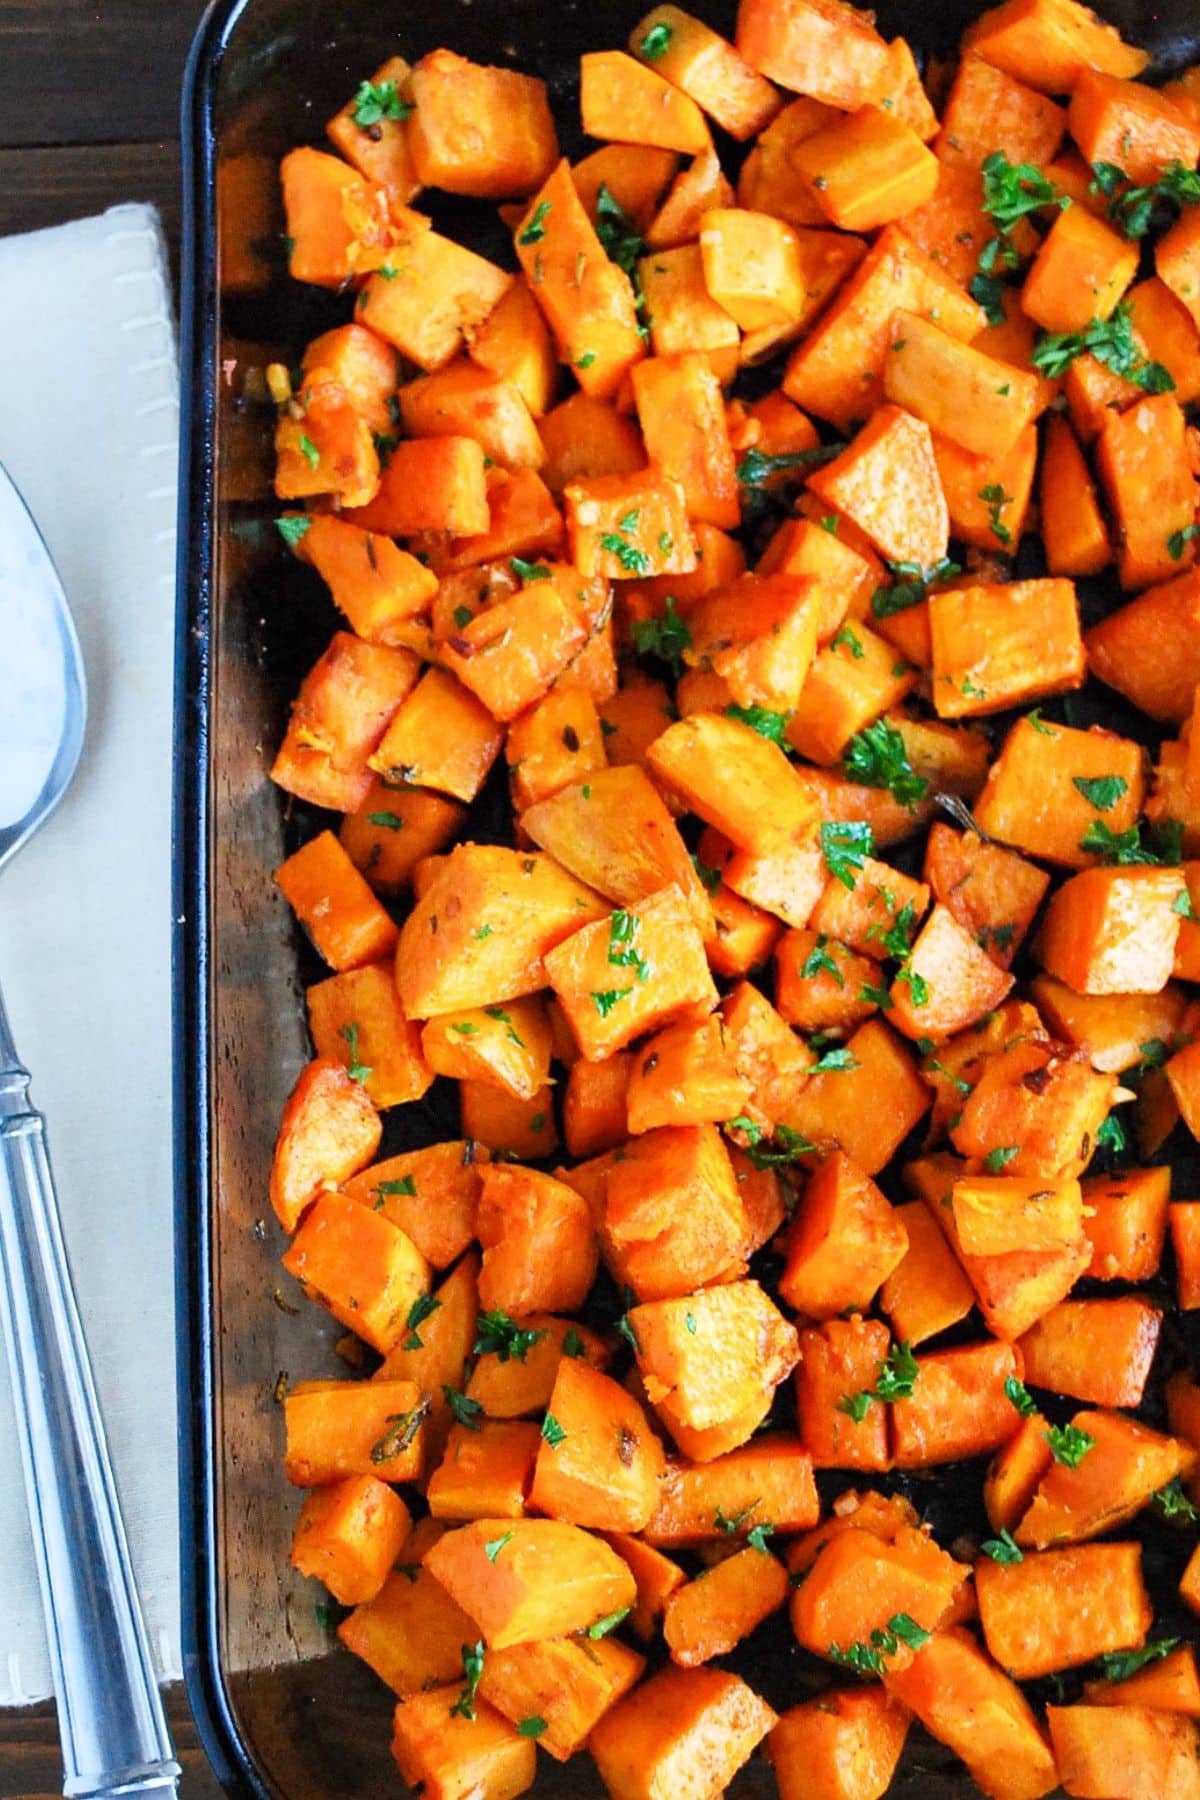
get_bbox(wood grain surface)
[0,1,222,1791]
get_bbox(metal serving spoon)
[0,462,179,1799]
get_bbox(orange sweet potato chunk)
[978,1542,1152,1679]
[590,1665,777,1800]
[779,1150,909,1318]
[269,1057,383,1234]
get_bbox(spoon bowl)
[0,465,86,873]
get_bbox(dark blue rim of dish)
[174,0,270,1792]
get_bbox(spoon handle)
[0,983,179,1799]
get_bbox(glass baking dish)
[174,0,1200,1792]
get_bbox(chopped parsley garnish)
[639,20,673,56]
[599,532,651,575]
[484,1530,514,1563]
[1079,819,1162,864]
[735,443,845,485]
[541,1412,568,1447]
[297,433,321,470]
[510,556,551,582]
[831,625,863,657]
[609,909,650,982]
[517,1716,548,1738]
[1072,774,1128,811]
[726,1117,817,1166]
[979,482,1014,546]
[594,183,645,277]
[352,79,414,127]
[715,1501,760,1534]
[518,200,552,245]
[1005,1376,1037,1417]
[1096,1638,1180,1683]
[1155,1477,1200,1523]
[836,1391,873,1423]
[275,514,311,547]
[403,1292,442,1350]
[484,1005,526,1046]
[376,1175,417,1199]
[811,1046,858,1073]
[449,1641,486,1720]
[1044,1422,1096,1467]
[339,1021,371,1085]
[981,152,1067,233]
[1093,157,1200,239]
[366,810,404,830]
[1031,301,1174,393]
[872,1340,920,1401]
[691,852,723,896]
[894,963,930,1008]
[725,703,789,744]
[871,557,962,618]
[587,1607,631,1639]
[820,820,874,890]
[828,1612,930,1676]
[369,1398,429,1463]
[843,718,929,812]
[473,1310,547,1363]
[443,1387,485,1431]
[1168,524,1200,561]
[746,1521,776,1552]
[981,1528,1023,1564]
[984,1144,1019,1172]
[631,595,691,674]
[562,1327,586,1359]
[969,271,1008,326]
[800,935,844,986]
[592,986,633,1017]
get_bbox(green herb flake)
[639,20,673,57]
[510,556,552,583]
[1005,1375,1037,1417]
[831,624,864,658]
[575,351,597,370]
[1072,774,1128,811]
[1168,524,1200,561]
[872,1341,919,1402]
[608,909,650,983]
[375,1175,417,1198]
[541,1411,568,1447]
[811,1046,859,1073]
[1097,1638,1180,1683]
[587,1607,631,1640]
[984,1144,1020,1172]
[474,1310,548,1364]
[631,595,691,673]
[339,1021,372,1085]
[275,514,311,548]
[403,1292,442,1351]
[1032,301,1175,394]
[443,1387,485,1431]
[352,79,414,127]
[518,200,552,246]
[591,987,633,1017]
[725,703,789,744]
[981,1528,1023,1565]
[800,935,844,987]
[1155,1477,1200,1523]
[1045,1422,1096,1468]
[484,1530,514,1563]
[517,1716,548,1738]
[820,820,875,890]
[366,810,404,830]
[449,1641,486,1720]
[297,433,321,471]
[843,718,929,812]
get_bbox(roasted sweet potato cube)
[664,1546,790,1666]
[631,352,739,530]
[985,1412,1054,1533]
[1087,571,1200,725]
[515,160,645,400]
[326,59,420,203]
[478,1633,645,1763]
[356,231,511,374]
[424,1517,636,1648]
[459,1081,560,1161]
[1080,1164,1171,1281]
[889,902,1016,1042]
[891,1338,1022,1467]
[972,714,1145,869]
[1047,1703,1200,1800]
[1037,865,1186,995]
[785,626,919,765]
[397,360,546,471]
[734,0,890,109]
[390,1685,537,1800]
[647,711,822,855]
[590,1665,777,1800]
[342,1141,483,1271]
[468,277,559,418]
[1158,205,1200,336]
[1081,1643,1200,1714]
[425,1418,541,1521]
[544,885,717,1060]
[721,978,816,1125]
[476,1163,598,1317]
[440,568,595,724]
[282,1188,432,1355]
[951,1173,1084,1256]
[408,49,558,198]
[581,48,711,153]
[422,998,553,1103]
[1069,68,1200,186]
[1022,202,1139,335]
[885,312,1040,462]
[719,835,827,930]
[284,1376,426,1485]
[884,1626,1059,1800]
[782,1018,931,1176]
[643,1434,819,1546]
[1017,1408,1191,1547]
[275,829,398,972]
[369,666,504,801]
[289,512,437,643]
[1096,393,1197,592]
[951,1035,1117,1181]
[630,6,781,139]
[271,634,420,813]
[1017,1295,1162,1406]
[768,1688,910,1800]
[783,225,985,428]
[307,960,433,1110]
[269,1057,382,1233]
[780,1151,908,1317]
[280,146,400,288]
[795,1317,890,1471]
[530,1356,665,1531]
[683,573,824,713]
[879,1202,976,1346]
[790,1525,969,1663]
[978,1542,1152,1679]
[337,1521,480,1697]
[564,467,695,581]
[572,144,680,232]
[521,764,712,938]
[625,1016,752,1133]
[604,1123,750,1302]
[792,107,937,231]
[699,208,808,331]
[291,1474,411,1607]
[807,404,948,570]
[396,844,607,1018]
[924,823,1050,969]
[930,578,1085,719]
[631,1280,800,1448]
[339,781,464,896]
[638,244,742,384]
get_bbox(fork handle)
[0,986,179,1799]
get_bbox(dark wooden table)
[0,3,223,1794]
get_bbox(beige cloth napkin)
[0,204,180,1704]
